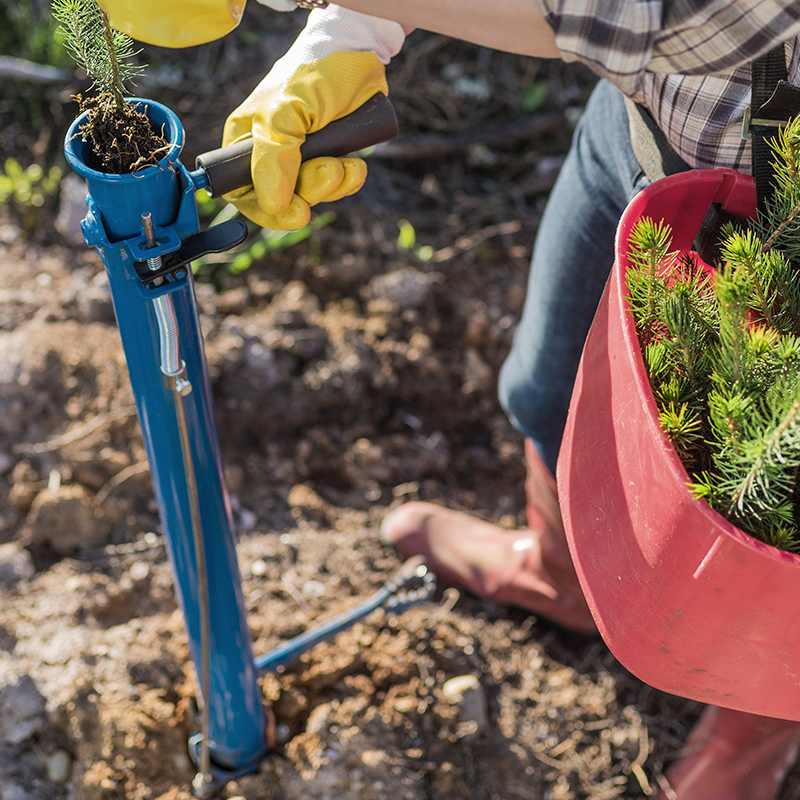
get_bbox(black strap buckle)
[741,105,790,141]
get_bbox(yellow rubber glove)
[221,8,405,230]
[98,0,246,48]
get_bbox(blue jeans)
[498,80,651,475]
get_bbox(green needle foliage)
[626,115,800,552]
[52,0,142,112]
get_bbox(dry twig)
[14,404,136,454]
[95,460,150,505]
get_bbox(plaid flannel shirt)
[537,0,800,171]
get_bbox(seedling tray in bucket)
[558,168,800,720]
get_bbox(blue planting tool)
[63,95,406,795]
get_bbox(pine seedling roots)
[76,94,170,174]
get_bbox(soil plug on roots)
[53,0,169,173]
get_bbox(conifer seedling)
[53,0,169,173]
[626,116,800,553]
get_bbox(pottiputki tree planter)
[64,88,405,795]
[65,98,268,784]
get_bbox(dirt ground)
[3,4,800,800]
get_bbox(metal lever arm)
[254,557,435,673]
[136,219,248,289]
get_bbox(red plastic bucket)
[558,169,800,720]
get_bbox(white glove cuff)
[293,5,406,65]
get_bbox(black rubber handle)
[195,93,398,198]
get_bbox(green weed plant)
[626,116,800,553]
[0,158,63,232]
[397,219,435,262]
[0,158,63,209]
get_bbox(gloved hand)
[222,6,405,230]
[98,0,247,48]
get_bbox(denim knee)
[498,356,566,473]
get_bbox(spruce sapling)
[626,115,800,552]
[53,0,169,173]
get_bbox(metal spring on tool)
[152,294,181,376]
